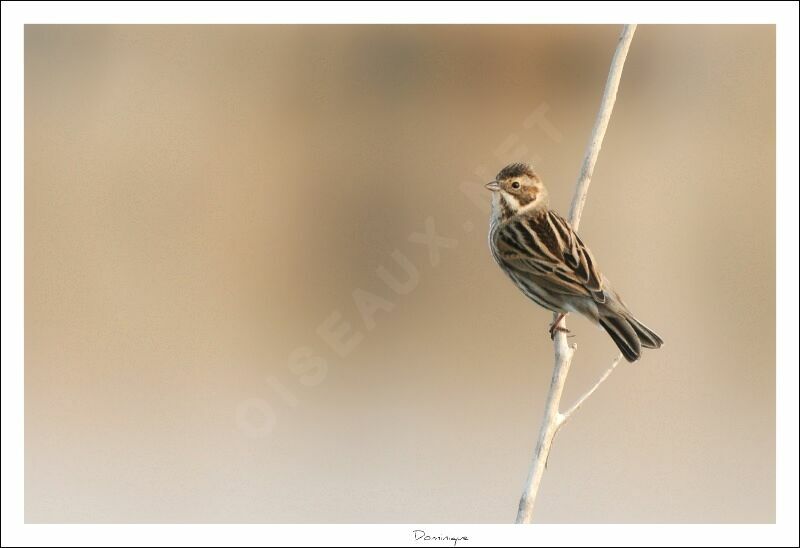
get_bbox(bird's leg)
[548,312,570,339]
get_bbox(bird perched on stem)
[486,162,663,362]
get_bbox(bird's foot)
[548,313,569,340]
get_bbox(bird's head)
[485,162,548,218]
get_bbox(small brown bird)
[486,162,663,362]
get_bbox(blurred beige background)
[25,25,775,523]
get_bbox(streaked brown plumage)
[487,162,663,362]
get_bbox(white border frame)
[2,2,797,546]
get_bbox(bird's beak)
[485,180,501,191]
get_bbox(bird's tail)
[627,315,664,350]
[599,309,663,363]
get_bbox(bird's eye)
[511,181,520,189]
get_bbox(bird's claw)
[548,325,571,340]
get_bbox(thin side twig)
[560,354,623,425]
[515,24,637,525]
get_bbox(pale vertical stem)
[515,24,637,524]
[514,341,573,524]
[568,24,637,232]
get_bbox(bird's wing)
[494,211,606,303]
